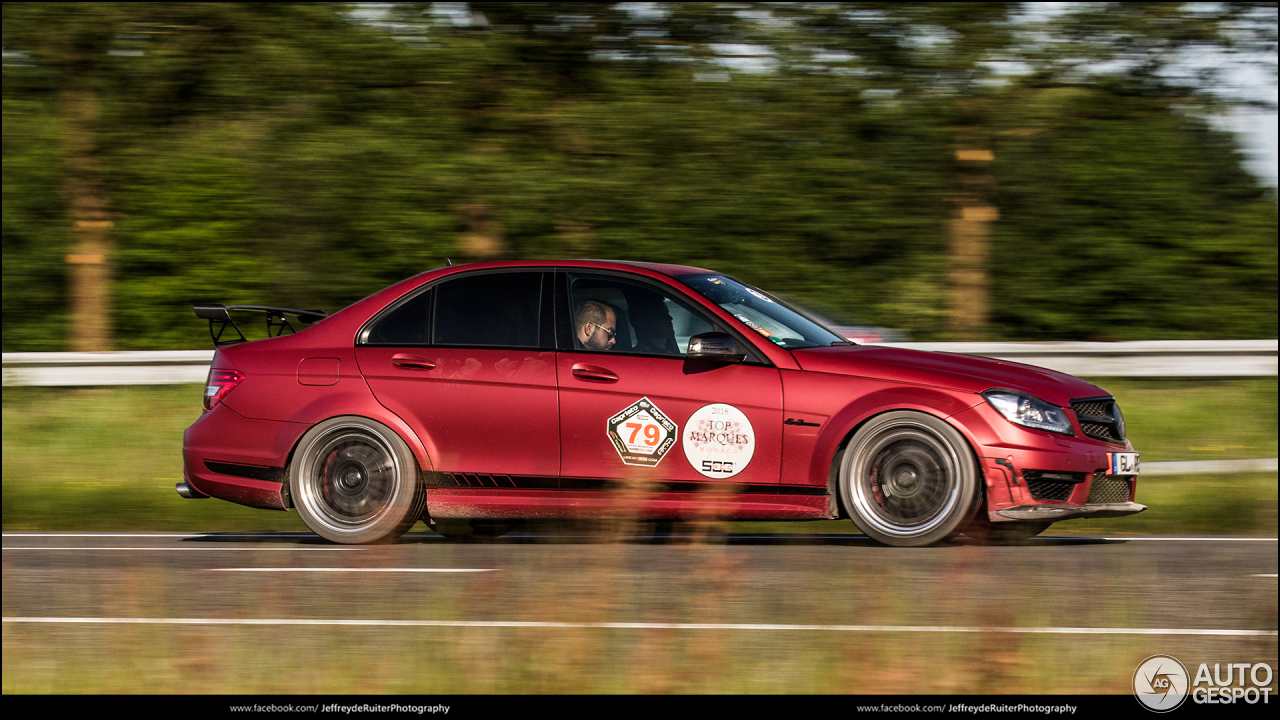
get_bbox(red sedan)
[180,260,1143,546]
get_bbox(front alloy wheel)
[840,411,980,547]
[290,416,426,544]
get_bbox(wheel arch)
[279,408,435,509]
[823,395,987,522]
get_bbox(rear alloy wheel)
[839,411,980,547]
[290,416,426,544]
[963,512,1051,544]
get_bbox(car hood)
[792,345,1108,406]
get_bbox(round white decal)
[683,403,755,478]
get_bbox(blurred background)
[3,2,1276,352]
[3,4,1277,695]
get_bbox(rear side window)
[434,272,543,348]
[366,289,432,345]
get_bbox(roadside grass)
[6,623,1273,693]
[2,378,1276,534]
[2,385,310,532]
[1082,376,1277,462]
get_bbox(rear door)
[555,270,784,488]
[354,269,559,480]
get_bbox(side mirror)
[686,332,746,363]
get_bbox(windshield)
[677,274,849,350]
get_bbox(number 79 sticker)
[1108,452,1140,476]
[607,397,677,467]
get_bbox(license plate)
[1108,452,1140,476]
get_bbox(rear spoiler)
[194,304,328,346]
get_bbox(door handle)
[571,363,618,382]
[391,353,435,370]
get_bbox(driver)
[574,300,618,351]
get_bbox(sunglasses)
[594,324,617,340]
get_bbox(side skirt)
[425,478,833,521]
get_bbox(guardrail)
[868,339,1278,379]
[2,340,1276,387]
[3,351,214,387]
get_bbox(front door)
[556,271,783,488]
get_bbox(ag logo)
[1134,654,1190,712]
[607,397,677,467]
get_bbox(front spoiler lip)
[997,502,1146,521]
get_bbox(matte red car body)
[182,259,1137,528]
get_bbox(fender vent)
[442,473,517,488]
[433,473,558,489]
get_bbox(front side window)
[568,274,715,356]
[434,272,544,348]
[678,274,848,349]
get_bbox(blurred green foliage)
[3,2,1276,350]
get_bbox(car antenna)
[445,258,453,267]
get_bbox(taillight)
[204,368,244,412]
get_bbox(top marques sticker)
[684,403,756,478]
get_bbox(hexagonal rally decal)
[607,397,677,467]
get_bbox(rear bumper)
[183,402,307,510]
[175,470,210,499]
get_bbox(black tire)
[430,519,520,541]
[289,416,427,544]
[963,512,1051,544]
[839,411,980,547]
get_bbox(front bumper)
[950,401,1140,522]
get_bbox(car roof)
[429,259,714,277]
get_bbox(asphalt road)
[3,530,1277,693]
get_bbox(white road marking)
[1098,537,1278,542]
[1253,574,1278,578]
[2,547,361,551]
[1,616,1274,636]
[209,568,494,573]
[2,533,211,538]
[3,532,1276,544]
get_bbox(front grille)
[1088,475,1132,503]
[1072,400,1110,418]
[1072,397,1125,443]
[1081,422,1119,440]
[1027,479,1075,501]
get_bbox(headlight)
[982,390,1073,435]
